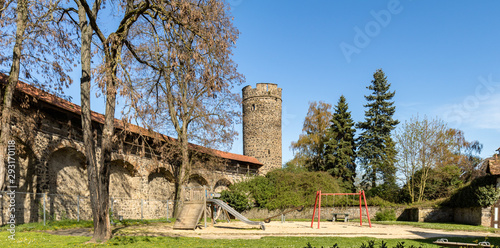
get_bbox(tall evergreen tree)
[357,69,399,191]
[324,95,356,187]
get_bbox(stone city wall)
[0,191,177,223]
[0,91,254,225]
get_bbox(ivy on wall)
[443,175,499,208]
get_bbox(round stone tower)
[242,83,282,175]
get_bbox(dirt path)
[48,221,500,240]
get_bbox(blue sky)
[226,0,500,163]
[54,1,500,164]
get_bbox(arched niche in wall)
[147,167,175,200]
[213,178,232,193]
[109,159,138,199]
[187,174,208,188]
[47,147,87,220]
[47,147,87,196]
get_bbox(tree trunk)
[417,167,429,203]
[77,1,112,242]
[77,0,148,242]
[371,167,377,188]
[0,0,27,191]
[93,51,117,241]
[173,133,190,217]
[408,175,414,203]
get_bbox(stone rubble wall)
[241,206,493,227]
[454,207,491,226]
[413,207,454,222]
[242,206,401,222]
[0,191,178,223]
[1,98,254,225]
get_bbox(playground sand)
[105,221,499,240]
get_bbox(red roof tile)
[488,155,500,175]
[0,73,262,166]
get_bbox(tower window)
[268,149,270,155]
[252,104,256,111]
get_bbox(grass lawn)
[0,231,499,248]
[0,232,457,247]
[1,220,499,247]
[372,221,499,233]
[0,218,173,232]
[0,219,94,232]
[281,218,499,233]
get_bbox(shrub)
[443,175,498,208]
[228,169,347,210]
[367,196,396,207]
[219,189,250,212]
[366,183,400,202]
[476,185,500,207]
[375,208,396,221]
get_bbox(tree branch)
[77,0,106,43]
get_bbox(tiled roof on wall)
[0,73,262,166]
[488,155,500,175]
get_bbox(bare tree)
[395,116,443,202]
[0,0,14,25]
[0,0,77,191]
[73,0,154,242]
[122,0,242,215]
[395,115,482,203]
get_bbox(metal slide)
[207,198,265,230]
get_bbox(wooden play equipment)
[311,190,372,228]
[174,186,265,230]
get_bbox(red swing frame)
[310,190,372,228]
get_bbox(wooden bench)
[332,213,349,222]
[433,239,492,248]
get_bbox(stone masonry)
[0,74,263,224]
[242,83,282,175]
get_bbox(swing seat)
[332,213,349,222]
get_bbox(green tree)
[324,95,356,188]
[357,69,399,194]
[291,101,333,171]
